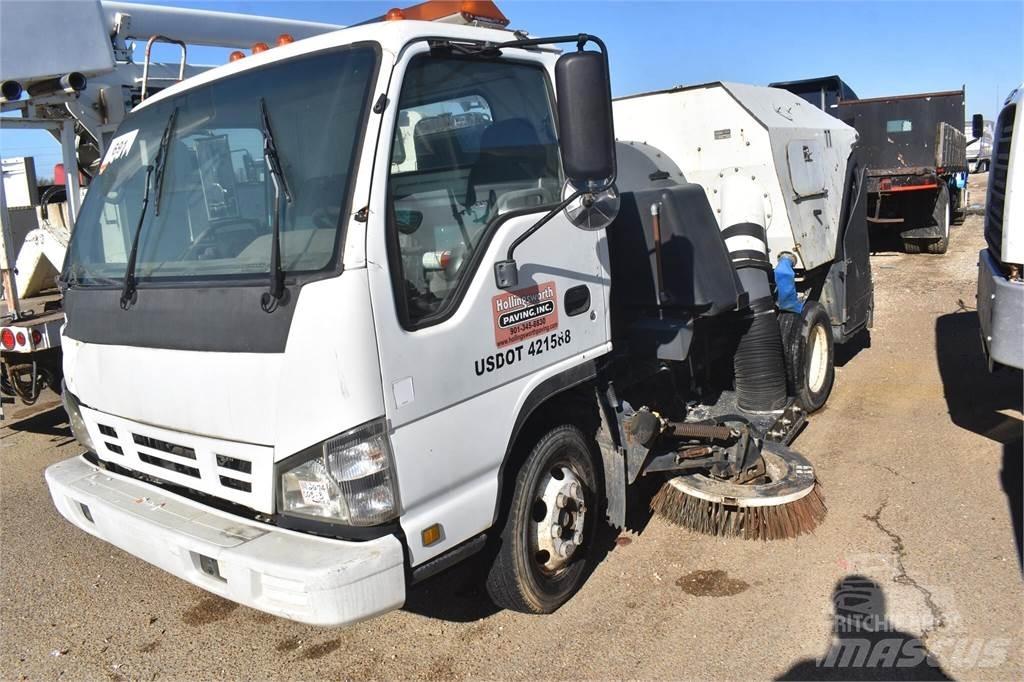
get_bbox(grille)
[79,405,274,513]
[986,103,1015,259]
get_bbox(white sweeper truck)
[40,0,873,625]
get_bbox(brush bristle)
[651,481,827,540]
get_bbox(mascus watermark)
[817,573,1010,672]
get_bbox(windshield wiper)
[259,98,292,312]
[119,107,177,310]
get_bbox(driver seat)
[465,118,556,210]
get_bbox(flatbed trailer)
[836,89,971,254]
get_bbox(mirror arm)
[494,190,583,289]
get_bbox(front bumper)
[977,249,1024,370]
[45,456,406,626]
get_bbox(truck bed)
[837,90,967,173]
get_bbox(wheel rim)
[531,464,587,575]
[807,323,829,394]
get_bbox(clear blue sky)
[3,0,1022,177]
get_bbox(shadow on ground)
[836,329,872,368]
[2,404,70,439]
[777,575,952,680]
[935,311,1023,568]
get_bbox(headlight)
[278,418,400,526]
[62,386,95,452]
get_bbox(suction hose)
[719,176,787,413]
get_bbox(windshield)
[65,44,378,285]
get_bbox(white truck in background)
[977,84,1023,371]
[967,118,994,173]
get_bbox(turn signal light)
[421,524,443,546]
[0,329,13,350]
[31,330,42,345]
[229,50,245,62]
[276,33,294,45]
[15,331,26,346]
[251,42,270,54]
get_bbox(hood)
[62,271,385,460]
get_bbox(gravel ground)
[1,175,1021,680]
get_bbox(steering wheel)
[178,217,264,261]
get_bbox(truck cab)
[48,13,617,625]
[977,84,1023,371]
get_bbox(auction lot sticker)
[492,281,558,348]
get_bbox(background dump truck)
[836,89,974,255]
[977,84,1022,371]
[43,1,869,626]
[769,74,859,112]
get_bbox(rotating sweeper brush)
[628,409,826,540]
[651,443,826,540]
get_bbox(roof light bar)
[377,1,510,28]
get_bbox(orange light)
[276,33,294,46]
[229,50,245,62]
[251,42,270,54]
[421,524,443,546]
[383,1,509,26]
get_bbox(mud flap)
[596,386,626,528]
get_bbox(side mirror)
[555,50,616,189]
[972,113,984,140]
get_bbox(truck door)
[364,48,610,564]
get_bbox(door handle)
[564,285,590,317]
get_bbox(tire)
[951,186,966,226]
[485,424,600,614]
[902,239,922,254]
[978,159,989,173]
[779,301,835,413]
[925,186,950,254]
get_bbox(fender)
[490,359,597,525]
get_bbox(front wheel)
[485,424,599,614]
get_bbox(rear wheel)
[779,301,835,413]
[485,425,599,613]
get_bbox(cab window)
[387,55,561,326]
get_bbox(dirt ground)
[1,174,1021,680]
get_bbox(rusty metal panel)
[836,91,966,172]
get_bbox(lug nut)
[560,541,576,557]
[556,492,568,508]
[551,524,562,539]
